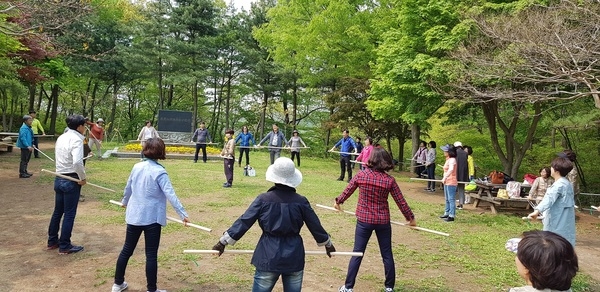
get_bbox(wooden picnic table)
[470,182,532,214]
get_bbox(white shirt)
[55,129,86,180]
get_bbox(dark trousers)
[114,223,162,291]
[415,165,425,178]
[48,177,82,250]
[339,156,352,180]
[238,148,250,166]
[426,164,436,189]
[194,143,207,162]
[19,148,32,175]
[291,151,301,166]
[269,150,281,165]
[33,137,39,158]
[224,158,234,184]
[344,221,395,289]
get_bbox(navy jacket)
[223,184,331,273]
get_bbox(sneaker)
[444,217,455,222]
[457,204,463,210]
[385,288,394,292]
[112,281,128,292]
[147,290,167,292]
[439,214,449,219]
[223,183,232,188]
[46,243,59,250]
[58,245,84,254]
[339,285,353,292]
[428,189,436,192]
[424,188,431,191]
[336,178,343,181]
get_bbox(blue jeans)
[344,221,395,289]
[114,223,162,292]
[269,150,281,165]
[444,185,457,218]
[426,164,436,189]
[47,177,82,250]
[252,270,303,292]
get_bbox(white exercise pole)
[328,150,356,155]
[591,206,599,211]
[183,250,363,256]
[108,200,212,232]
[32,146,55,162]
[349,160,365,165]
[41,169,116,192]
[409,178,471,185]
[0,141,13,146]
[315,204,450,237]
[219,155,234,159]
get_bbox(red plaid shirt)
[335,168,414,224]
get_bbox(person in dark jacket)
[212,157,336,292]
[191,122,212,163]
[257,124,287,165]
[453,141,469,209]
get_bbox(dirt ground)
[0,141,599,292]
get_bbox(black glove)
[325,244,336,258]
[212,241,226,256]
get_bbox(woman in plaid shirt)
[334,147,416,292]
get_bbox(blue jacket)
[17,123,34,148]
[235,132,255,147]
[334,137,357,157]
[221,184,331,273]
[535,177,576,246]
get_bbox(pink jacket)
[356,145,373,163]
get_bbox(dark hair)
[367,147,395,172]
[561,150,576,162]
[517,230,578,290]
[419,140,426,147]
[540,167,551,178]
[225,129,234,135]
[145,120,151,126]
[364,137,373,145]
[551,157,573,177]
[464,145,473,155]
[356,137,361,141]
[199,121,205,125]
[142,138,166,160]
[343,129,349,134]
[29,110,36,114]
[66,115,86,130]
[242,125,248,131]
[428,141,436,149]
[447,145,457,158]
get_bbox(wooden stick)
[33,146,55,162]
[41,169,116,192]
[315,204,450,237]
[108,200,212,232]
[183,250,363,256]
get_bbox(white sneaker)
[385,288,394,292]
[111,282,128,292]
[339,285,353,292]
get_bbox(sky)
[229,0,256,10]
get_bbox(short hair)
[367,147,394,172]
[419,140,426,147]
[517,230,578,290]
[540,167,551,178]
[464,145,473,155]
[364,137,373,145]
[66,115,86,130]
[561,150,576,162]
[343,129,349,134]
[428,141,436,149]
[447,145,457,158]
[199,121,205,125]
[225,129,234,135]
[29,110,36,114]
[23,115,32,122]
[142,138,166,160]
[356,137,361,141]
[551,157,573,177]
[145,120,151,125]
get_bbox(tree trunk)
[28,83,36,111]
[193,80,198,130]
[108,79,119,139]
[410,123,420,170]
[49,84,60,134]
[292,78,297,128]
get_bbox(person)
[47,115,87,254]
[86,118,105,158]
[424,140,437,192]
[463,145,475,203]
[329,129,358,182]
[137,120,160,160]
[439,144,458,222]
[221,129,235,188]
[212,157,336,292]
[355,137,373,171]
[507,230,578,292]
[334,147,416,292]
[82,118,92,165]
[453,141,469,209]
[29,110,45,158]
[287,129,307,167]
[559,150,579,205]
[527,167,553,203]
[111,138,190,292]
[527,157,576,247]
[235,125,255,167]
[257,124,287,165]
[191,122,212,163]
[412,140,427,178]
[352,137,363,169]
[17,115,34,178]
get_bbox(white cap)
[97,118,104,123]
[453,141,462,147]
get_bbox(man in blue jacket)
[257,124,287,165]
[330,129,358,182]
[17,115,34,178]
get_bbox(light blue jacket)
[122,159,188,226]
[17,123,33,148]
[535,177,576,246]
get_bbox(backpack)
[489,171,504,184]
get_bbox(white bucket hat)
[453,141,462,147]
[97,118,104,123]
[265,157,303,188]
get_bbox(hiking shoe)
[112,281,128,292]
[59,245,84,254]
[439,214,449,219]
[444,217,455,222]
[339,286,353,292]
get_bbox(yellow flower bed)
[124,143,221,154]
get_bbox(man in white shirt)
[47,115,87,255]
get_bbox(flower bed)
[123,143,221,155]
